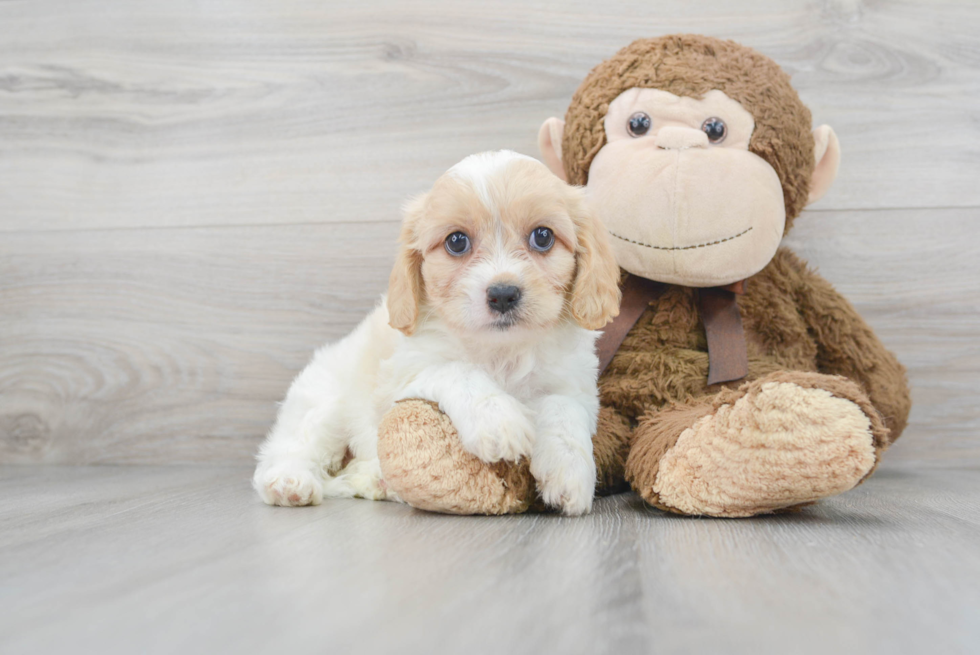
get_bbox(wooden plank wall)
[1,0,978,465]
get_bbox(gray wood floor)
[2,1,979,653]
[1,463,979,655]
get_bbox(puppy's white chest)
[481,352,540,400]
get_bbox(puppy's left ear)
[567,188,621,330]
[387,195,426,335]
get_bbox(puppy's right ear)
[538,117,567,182]
[387,194,426,335]
[567,187,621,330]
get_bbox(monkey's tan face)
[587,89,786,287]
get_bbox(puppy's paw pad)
[254,462,323,507]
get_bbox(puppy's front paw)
[253,459,323,507]
[453,394,534,463]
[531,442,596,516]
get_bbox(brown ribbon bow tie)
[596,274,749,386]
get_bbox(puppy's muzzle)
[487,285,522,314]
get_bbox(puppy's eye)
[529,227,555,252]
[701,117,727,144]
[444,231,470,256]
[627,112,652,137]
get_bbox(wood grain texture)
[2,4,978,653]
[2,208,977,465]
[0,221,399,464]
[785,207,980,464]
[1,1,979,467]
[1,464,978,655]
[1,0,979,233]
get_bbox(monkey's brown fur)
[377,35,911,516]
[562,34,815,230]
[611,254,905,508]
[600,249,909,438]
[570,37,910,510]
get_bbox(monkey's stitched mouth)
[608,227,753,251]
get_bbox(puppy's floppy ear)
[567,187,621,330]
[387,194,427,335]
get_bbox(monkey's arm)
[793,258,911,442]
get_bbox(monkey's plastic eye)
[445,231,471,256]
[627,112,652,137]
[701,117,727,144]
[529,227,555,252]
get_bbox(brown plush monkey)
[378,35,911,517]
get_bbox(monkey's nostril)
[487,285,522,314]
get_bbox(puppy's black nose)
[487,285,521,314]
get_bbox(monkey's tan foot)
[377,400,537,515]
[626,372,890,517]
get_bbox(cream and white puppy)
[253,150,621,515]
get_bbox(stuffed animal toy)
[377,34,911,517]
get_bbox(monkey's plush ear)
[807,125,841,205]
[538,117,568,182]
[387,195,426,335]
[568,189,621,330]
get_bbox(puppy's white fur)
[253,150,620,515]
